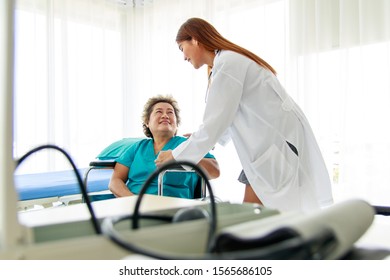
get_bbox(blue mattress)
[14,168,113,201]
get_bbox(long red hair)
[176,17,277,76]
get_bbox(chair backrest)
[96,137,144,160]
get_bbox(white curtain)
[14,0,126,173]
[14,0,390,205]
[288,0,390,206]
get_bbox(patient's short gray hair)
[142,95,181,138]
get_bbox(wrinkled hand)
[155,150,174,167]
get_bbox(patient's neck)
[152,135,172,155]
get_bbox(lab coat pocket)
[251,144,298,192]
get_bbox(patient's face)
[148,102,177,137]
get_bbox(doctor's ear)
[191,39,199,46]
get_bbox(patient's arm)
[108,162,134,197]
[198,158,220,179]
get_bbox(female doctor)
[155,17,333,212]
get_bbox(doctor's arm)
[156,150,220,179]
[173,71,242,164]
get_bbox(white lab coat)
[172,50,333,212]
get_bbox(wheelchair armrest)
[84,159,116,190]
[89,159,116,168]
[82,159,116,203]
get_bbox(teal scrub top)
[116,136,216,199]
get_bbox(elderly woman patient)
[109,95,220,199]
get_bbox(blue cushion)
[96,137,144,160]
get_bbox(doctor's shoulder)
[215,50,252,74]
[218,50,252,64]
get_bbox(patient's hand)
[155,150,174,167]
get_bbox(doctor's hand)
[155,150,175,167]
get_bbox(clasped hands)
[155,150,174,167]
[155,133,191,167]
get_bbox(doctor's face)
[148,102,177,137]
[178,39,205,69]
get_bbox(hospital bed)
[15,168,114,210]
